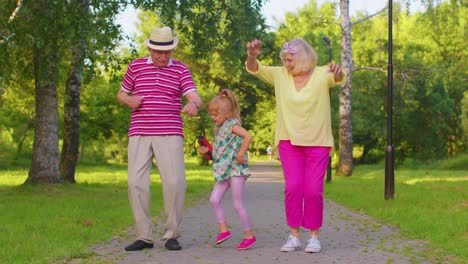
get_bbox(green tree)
[462,91,468,145]
[25,0,65,183]
[60,0,128,182]
[351,0,466,162]
[60,0,89,183]
[419,0,466,155]
[391,0,465,160]
[350,3,390,164]
[1,0,133,182]
[80,76,130,163]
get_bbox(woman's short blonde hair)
[280,38,317,74]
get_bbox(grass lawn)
[0,159,213,264]
[0,155,466,263]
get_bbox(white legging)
[209,176,252,231]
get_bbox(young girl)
[199,89,256,250]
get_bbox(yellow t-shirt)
[246,61,346,147]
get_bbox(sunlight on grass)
[404,176,468,185]
[76,171,129,184]
[0,169,28,186]
[361,175,378,180]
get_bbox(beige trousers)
[127,136,186,243]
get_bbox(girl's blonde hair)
[280,38,318,74]
[207,89,241,119]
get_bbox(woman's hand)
[329,63,344,82]
[246,39,262,58]
[246,39,261,72]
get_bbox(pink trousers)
[278,140,330,230]
[209,177,252,231]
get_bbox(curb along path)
[88,161,429,264]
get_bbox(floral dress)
[212,118,251,182]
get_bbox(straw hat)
[144,26,178,50]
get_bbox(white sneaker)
[305,237,321,253]
[280,235,302,252]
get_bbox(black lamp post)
[322,35,332,183]
[385,0,395,199]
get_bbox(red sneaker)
[215,231,232,244]
[236,236,257,250]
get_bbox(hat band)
[149,40,174,46]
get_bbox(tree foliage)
[351,0,466,162]
[0,0,465,175]
[0,0,130,183]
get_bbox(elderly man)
[118,26,202,251]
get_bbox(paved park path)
[87,161,430,264]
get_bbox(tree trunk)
[60,48,83,183]
[26,44,61,184]
[60,0,89,183]
[336,0,353,176]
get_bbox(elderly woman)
[245,38,345,253]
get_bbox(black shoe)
[125,239,154,251]
[164,238,182,250]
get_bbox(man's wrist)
[126,96,132,107]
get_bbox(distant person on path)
[266,145,273,160]
[198,89,256,250]
[245,38,345,253]
[117,26,203,252]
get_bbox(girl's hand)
[236,153,246,164]
[231,124,252,165]
[199,146,209,155]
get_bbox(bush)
[430,153,468,170]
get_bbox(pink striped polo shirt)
[121,57,197,137]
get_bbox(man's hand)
[126,96,143,109]
[183,92,202,117]
[182,102,199,116]
[117,90,143,109]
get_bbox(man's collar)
[146,56,173,66]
